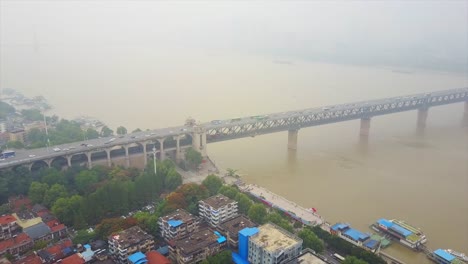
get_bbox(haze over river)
[2,47,467,263]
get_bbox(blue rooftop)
[128,252,147,264]
[364,239,379,249]
[167,219,183,227]
[217,236,227,243]
[377,218,393,228]
[214,231,221,236]
[239,227,259,237]
[331,223,350,231]
[434,249,455,262]
[343,228,370,241]
[390,224,412,237]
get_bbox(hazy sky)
[1,0,467,72]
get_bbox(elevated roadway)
[1,87,467,170]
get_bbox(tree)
[33,240,48,250]
[298,228,324,253]
[27,128,47,144]
[165,169,182,191]
[52,195,84,226]
[6,141,24,149]
[116,126,127,135]
[201,250,232,264]
[185,147,202,168]
[166,192,187,211]
[202,175,223,195]
[0,101,15,119]
[226,168,238,177]
[343,256,368,264]
[40,168,65,186]
[248,203,267,224]
[43,184,68,207]
[86,128,100,139]
[235,193,252,215]
[21,109,43,121]
[132,128,142,133]
[101,126,113,137]
[218,185,239,199]
[73,229,96,245]
[75,170,99,194]
[28,182,49,204]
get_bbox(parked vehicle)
[0,150,15,159]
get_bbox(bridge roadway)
[0,87,467,170]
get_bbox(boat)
[447,249,468,262]
[373,218,426,250]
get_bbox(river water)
[1,47,467,263]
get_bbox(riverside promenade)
[239,183,324,226]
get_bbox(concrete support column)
[66,156,72,167]
[174,136,181,162]
[124,146,130,168]
[463,101,468,127]
[105,149,111,167]
[200,133,207,157]
[46,159,52,168]
[192,132,201,152]
[288,129,298,150]
[158,139,165,160]
[142,142,148,167]
[86,152,92,169]
[360,117,371,141]
[417,108,429,134]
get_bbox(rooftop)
[377,219,393,228]
[61,254,85,264]
[343,228,370,242]
[13,254,42,264]
[287,248,326,264]
[12,213,42,229]
[250,223,302,253]
[0,215,16,225]
[128,252,147,264]
[109,226,153,249]
[200,194,236,210]
[0,233,31,251]
[219,215,256,238]
[389,224,412,237]
[160,209,197,226]
[145,251,170,264]
[331,223,349,231]
[434,249,455,262]
[24,222,51,239]
[173,227,224,255]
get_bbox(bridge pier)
[66,156,72,167]
[174,136,181,162]
[417,107,429,134]
[86,152,92,169]
[124,146,130,167]
[287,129,298,150]
[192,128,208,157]
[463,101,468,127]
[105,149,111,167]
[142,142,148,167]
[158,139,165,160]
[360,117,371,142]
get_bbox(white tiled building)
[198,194,238,227]
[248,223,303,264]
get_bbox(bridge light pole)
[42,110,50,152]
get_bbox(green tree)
[86,128,100,139]
[343,256,368,264]
[248,203,267,224]
[40,168,65,186]
[33,240,48,250]
[0,101,15,119]
[201,250,232,264]
[43,184,68,207]
[235,193,252,215]
[165,169,182,191]
[73,229,96,245]
[116,126,127,135]
[218,185,239,199]
[75,170,99,194]
[52,195,84,226]
[21,109,43,121]
[101,126,113,137]
[6,141,24,149]
[28,182,49,204]
[226,168,238,177]
[202,175,223,195]
[27,128,46,144]
[132,128,142,133]
[185,147,203,168]
[298,228,324,253]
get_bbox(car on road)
[211,120,222,125]
[28,154,36,158]
[63,148,69,151]
[53,148,61,152]
[180,128,187,132]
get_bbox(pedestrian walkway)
[241,184,324,226]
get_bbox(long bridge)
[1,88,467,171]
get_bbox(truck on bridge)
[0,150,16,159]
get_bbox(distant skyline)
[1,0,467,73]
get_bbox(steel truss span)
[205,88,468,143]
